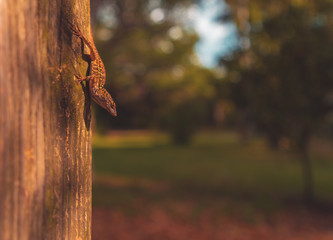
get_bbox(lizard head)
[106,97,117,117]
[105,100,117,117]
[90,88,117,117]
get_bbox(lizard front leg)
[74,74,94,83]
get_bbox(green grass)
[92,131,333,215]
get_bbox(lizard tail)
[66,18,97,61]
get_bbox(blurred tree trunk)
[299,149,314,204]
[0,0,93,239]
[297,131,314,204]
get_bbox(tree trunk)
[0,0,92,239]
[299,147,314,204]
[297,129,314,204]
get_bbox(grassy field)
[91,131,333,239]
[92,130,333,215]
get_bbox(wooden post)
[0,0,92,239]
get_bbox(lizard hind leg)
[66,19,96,61]
[66,19,82,37]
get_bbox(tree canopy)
[92,0,219,143]
[224,0,333,201]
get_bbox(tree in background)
[224,0,333,202]
[91,0,218,143]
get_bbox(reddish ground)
[92,207,333,240]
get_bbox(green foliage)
[154,64,216,144]
[224,1,333,151]
[92,0,217,143]
[224,0,333,201]
[157,98,205,144]
[92,131,333,210]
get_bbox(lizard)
[68,20,117,117]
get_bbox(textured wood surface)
[0,0,92,239]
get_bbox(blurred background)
[90,0,333,239]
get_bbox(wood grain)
[0,0,92,239]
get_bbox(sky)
[96,0,239,69]
[191,0,239,68]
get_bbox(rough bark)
[0,0,92,239]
